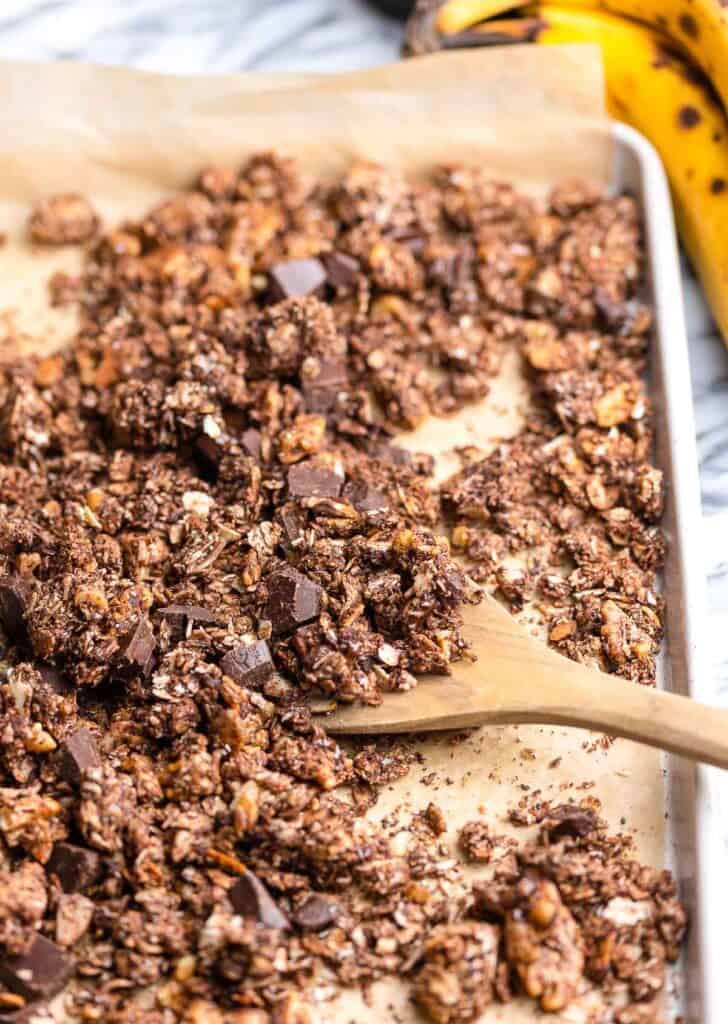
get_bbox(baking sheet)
[0,51,696,1023]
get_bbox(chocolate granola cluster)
[0,153,685,1022]
[439,186,664,686]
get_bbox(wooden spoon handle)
[325,652,728,769]
[501,657,728,769]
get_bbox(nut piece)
[595,382,633,427]
[278,414,327,464]
[412,922,500,1024]
[184,1000,224,1024]
[231,780,260,837]
[175,954,197,982]
[504,876,584,1013]
[549,619,576,643]
[271,993,313,1024]
[23,722,57,754]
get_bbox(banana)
[467,5,728,346]
[435,0,728,116]
[435,0,518,34]
[566,0,728,117]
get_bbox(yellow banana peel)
[565,0,728,118]
[435,0,728,114]
[435,0,519,33]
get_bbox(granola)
[0,155,685,1022]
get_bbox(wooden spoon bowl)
[322,593,728,769]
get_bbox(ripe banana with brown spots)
[428,2,728,345]
[434,0,728,114]
[558,0,728,118]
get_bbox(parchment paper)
[0,50,669,1023]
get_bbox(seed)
[393,529,416,554]
[182,491,215,517]
[369,241,389,268]
[23,722,57,753]
[377,643,400,667]
[549,620,576,642]
[0,993,25,1009]
[34,355,64,388]
[451,525,470,549]
[540,985,569,1012]
[85,488,105,512]
[232,781,260,837]
[595,383,632,428]
[184,999,224,1024]
[202,414,222,439]
[175,954,197,981]
[366,348,386,369]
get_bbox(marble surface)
[1,0,727,826]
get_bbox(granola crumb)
[28,193,100,245]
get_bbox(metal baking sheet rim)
[613,122,722,1024]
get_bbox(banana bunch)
[414,0,728,347]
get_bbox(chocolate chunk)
[266,567,322,637]
[158,605,218,626]
[46,842,102,893]
[242,428,262,461]
[342,481,388,512]
[157,605,218,645]
[594,289,648,337]
[36,665,72,694]
[301,359,348,413]
[57,728,100,786]
[287,460,343,500]
[229,871,290,930]
[322,250,360,289]
[268,258,327,301]
[544,805,599,841]
[375,443,412,468]
[293,894,340,931]
[277,507,306,553]
[220,639,274,689]
[593,288,627,332]
[118,616,156,676]
[0,576,30,644]
[0,935,71,1002]
[430,247,473,293]
[195,433,224,468]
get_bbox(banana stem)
[445,16,548,44]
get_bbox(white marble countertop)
[0,0,726,946]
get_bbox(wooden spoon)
[322,594,728,768]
